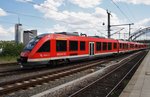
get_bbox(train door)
[89,42,94,56]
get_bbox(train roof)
[50,33,118,42]
[38,32,119,42]
[38,33,147,45]
[54,32,79,36]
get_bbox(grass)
[0,56,18,64]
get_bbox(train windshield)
[24,37,40,51]
[24,34,48,51]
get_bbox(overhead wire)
[0,19,50,29]
[22,0,109,29]
[22,0,90,24]
[110,0,132,23]
[5,10,44,20]
[21,0,109,36]
[0,9,51,28]
[0,0,110,37]
[123,3,136,22]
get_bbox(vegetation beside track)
[0,56,18,63]
[0,41,24,63]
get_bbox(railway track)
[0,52,135,96]
[0,52,130,77]
[0,67,51,77]
[0,62,17,67]
[0,55,108,77]
[0,56,109,78]
[0,60,95,77]
[0,58,112,96]
[68,51,148,97]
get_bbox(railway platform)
[119,50,150,97]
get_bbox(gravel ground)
[0,64,19,71]
[1,52,141,97]
[0,60,98,83]
[5,68,98,97]
[4,60,125,97]
[0,66,66,83]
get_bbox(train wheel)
[52,61,58,66]
[47,60,58,67]
[66,59,70,64]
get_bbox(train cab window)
[56,40,67,52]
[37,40,50,52]
[80,41,85,51]
[114,43,117,49]
[69,41,78,51]
[96,42,101,51]
[108,42,112,50]
[103,42,107,50]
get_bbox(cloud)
[34,0,64,11]
[0,8,7,16]
[0,25,14,40]
[114,0,150,5]
[136,18,150,27]
[69,0,102,8]
[33,0,121,37]
[47,24,68,32]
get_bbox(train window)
[80,41,85,51]
[126,44,128,49]
[131,44,133,48]
[119,43,122,49]
[69,41,78,51]
[123,44,125,49]
[135,45,137,48]
[37,40,50,52]
[127,44,129,49]
[114,43,117,49]
[108,42,112,50]
[96,42,101,51]
[56,40,67,52]
[24,37,40,51]
[103,42,107,50]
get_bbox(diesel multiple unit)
[18,32,148,67]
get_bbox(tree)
[0,41,24,56]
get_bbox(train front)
[18,34,50,68]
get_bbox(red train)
[18,32,148,67]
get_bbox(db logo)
[40,54,43,57]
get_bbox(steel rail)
[105,51,147,97]
[68,51,146,97]
[0,58,111,95]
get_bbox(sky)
[0,0,150,40]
